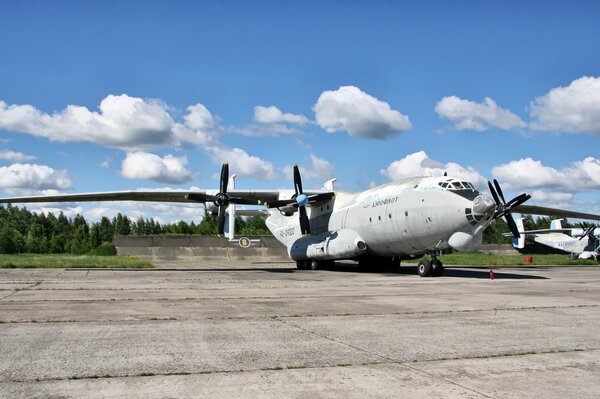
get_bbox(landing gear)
[296,260,308,270]
[418,254,444,277]
[296,259,334,270]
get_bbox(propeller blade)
[505,193,531,209]
[493,179,506,204]
[488,181,500,205]
[299,206,310,235]
[185,193,216,202]
[293,165,303,196]
[505,214,520,238]
[217,205,226,235]
[220,163,229,194]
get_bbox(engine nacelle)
[289,228,367,261]
[448,231,482,252]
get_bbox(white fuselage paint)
[534,234,598,255]
[265,176,494,260]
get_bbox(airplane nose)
[472,195,496,219]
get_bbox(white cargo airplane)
[1,163,600,276]
[511,218,600,261]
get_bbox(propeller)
[265,165,334,235]
[578,223,597,241]
[487,179,531,238]
[185,163,259,235]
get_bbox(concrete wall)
[115,235,290,263]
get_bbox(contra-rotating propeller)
[578,222,597,242]
[265,165,334,235]
[487,179,531,238]
[185,163,259,235]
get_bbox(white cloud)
[529,76,600,134]
[233,106,308,137]
[0,150,36,162]
[314,86,412,139]
[206,146,277,180]
[254,105,308,125]
[120,152,195,184]
[435,96,526,131]
[492,156,600,191]
[283,154,335,182]
[0,163,72,194]
[381,151,487,188]
[0,95,221,150]
[530,190,573,202]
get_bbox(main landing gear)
[418,253,444,277]
[296,260,334,270]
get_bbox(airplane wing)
[514,204,600,222]
[0,189,328,206]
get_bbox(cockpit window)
[440,180,476,191]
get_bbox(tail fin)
[550,219,563,230]
[512,217,525,249]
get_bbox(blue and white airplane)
[2,163,600,276]
[511,218,600,261]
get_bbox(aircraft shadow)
[75,264,547,279]
[316,263,549,279]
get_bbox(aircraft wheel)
[296,260,308,270]
[431,259,444,277]
[309,260,320,270]
[418,259,432,277]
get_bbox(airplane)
[1,162,600,277]
[510,218,600,261]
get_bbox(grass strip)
[0,254,152,269]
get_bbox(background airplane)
[1,163,600,276]
[511,218,600,261]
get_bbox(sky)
[0,0,599,223]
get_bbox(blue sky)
[1,1,599,222]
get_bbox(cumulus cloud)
[0,150,36,162]
[435,96,526,131]
[254,106,308,125]
[206,146,277,180]
[530,190,573,202]
[529,76,600,134]
[283,154,335,182]
[314,86,412,139]
[120,152,195,184]
[492,156,600,191]
[381,151,487,188]
[0,95,220,150]
[0,163,72,194]
[233,105,309,137]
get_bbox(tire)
[309,260,320,270]
[296,260,308,270]
[431,259,444,277]
[418,259,432,277]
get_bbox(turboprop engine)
[289,228,367,261]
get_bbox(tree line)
[0,205,271,254]
[0,204,576,254]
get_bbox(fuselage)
[265,176,496,260]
